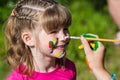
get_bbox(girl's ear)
[21,32,35,47]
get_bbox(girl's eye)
[64,28,68,31]
[63,28,69,33]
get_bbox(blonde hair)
[5,0,71,76]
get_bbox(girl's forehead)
[37,5,71,33]
[44,25,69,33]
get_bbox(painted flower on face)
[49,38,58,49]
[48,38,66,58]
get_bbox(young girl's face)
[36,27,70,58]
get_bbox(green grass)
[66,1,120,79]
[0,25,11,80]
[0,1,120,80]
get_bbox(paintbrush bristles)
[65,36,120,42]
[65,36,80,39]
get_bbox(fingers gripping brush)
[80,34,99,51]
[65,34,99,51]
[65,34,99,71]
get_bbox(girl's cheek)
[48,38,66,58]
[48,38,58,49]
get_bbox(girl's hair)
[5,0,71,76]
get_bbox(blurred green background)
[0,0,120,80]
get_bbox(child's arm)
[80,36,111,80]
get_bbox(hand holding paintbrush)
[65,34,120,50]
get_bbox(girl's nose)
[58,30,66,41]
[59,34,66,41]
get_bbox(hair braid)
[12,0,57,20]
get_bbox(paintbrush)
[65,36,120,42]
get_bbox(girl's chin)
[51,51,65,58]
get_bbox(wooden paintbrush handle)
[86,38,120,42]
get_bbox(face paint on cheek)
[52,51,65,58]
[48,38,58,55]
[48,38,66,58]
[49,38,58,49]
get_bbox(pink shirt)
[7,59,76,80]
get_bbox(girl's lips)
[56,45,65,50]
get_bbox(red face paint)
[48,38,66,58]
[48,38,57,49]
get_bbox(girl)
[5,0,76,80]
[5,0,112,80]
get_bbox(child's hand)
[80,35,105,72]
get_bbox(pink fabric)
[7,59,76,80]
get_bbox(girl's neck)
[34,56,56,73]
[32,49,57,73]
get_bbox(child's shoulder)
[65,58,75,64]
[6,71,24,80]
[65,58,76,79]
[65,58,76,69]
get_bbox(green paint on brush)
[82,34,99,51]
